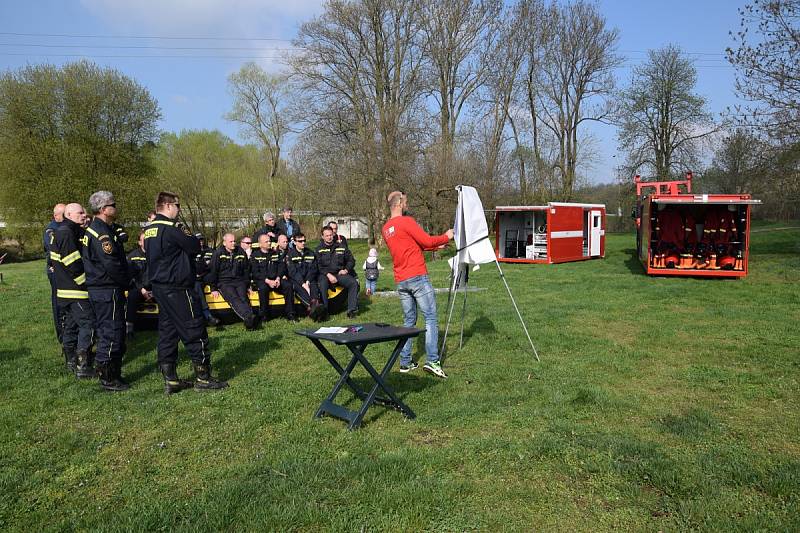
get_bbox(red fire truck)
[634,172,760,277]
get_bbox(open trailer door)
[589,209,602,257]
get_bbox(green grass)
[1,230,799,531]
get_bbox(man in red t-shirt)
[382,191,453,378]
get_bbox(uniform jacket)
[51,219,88,300]
[253,223,280,241]
[286,247,319,284]
[127,247,148,291]
[195,245,213,279]
[82,217,131,289]
[250,247,288,283]
[315,240,355,276]
[207,245,250,290]
[44,219,63,272]
[275,218,301,239]
[143,214,200,289]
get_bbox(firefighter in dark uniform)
[286,232,326,321]
[326,220,349,248]
[207,232,257,329]
[82,191,133,392]
[126,232,151,336]
[316,226,359,318]
[52,203,95,377]
[44,203,66,347]
[144,191,227,393]
[251,233,297,321]
[194,233,219,326]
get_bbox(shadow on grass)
[357,292,373,315]
[656,408,721,439]
[214,335,282,380]
[623,248,646,274]
[438,314,496,363]
[343,373,441,426]
[0,346,31,362]
[122,331,158,384]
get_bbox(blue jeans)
[397,275,439,365]
[365,279,377,294]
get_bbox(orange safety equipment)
[718,255,736,270]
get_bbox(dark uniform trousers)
[153,286,210,366]
[256,280,294,318]
[47,272,65,343]
[126,287,145,324]
[60,299,94,353]
[218,281,255,322]
[291,279,321,307]
[319,273,359,313]
[195,280,211,316]
[89,287,127,365]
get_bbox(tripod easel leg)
[494,260,540,361]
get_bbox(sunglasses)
[295,239,306,243]
[241,241,252,245]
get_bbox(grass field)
[1,227,799,531]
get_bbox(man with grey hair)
[254,211,279,243]
[82,191,133,391]
[52,202,95,377]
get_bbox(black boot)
[206,314,220,327]
[75,350,96,379]
[192,362,229,391]
[159,363,193,394]
[309,300,327,322]
[97,361,130,392]
[63,348,77,373]
[112,359,130,389]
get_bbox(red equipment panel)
[637,187,759,278]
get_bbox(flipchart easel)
[440,185,539,361]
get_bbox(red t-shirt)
[382,215,450,283]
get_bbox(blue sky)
[0,0,744,184]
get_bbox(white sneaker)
[423,361,447,379]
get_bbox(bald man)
[52,203,96,378]
[207,232,257,329]
[44,203,67,347]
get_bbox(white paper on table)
[315,327,348,334]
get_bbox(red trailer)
[495,203,606,264]
[634,173,761,278]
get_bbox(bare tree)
[526,1,620,200]
[703,129,766,194]
[502,0,549,203]
[616,45,714,180]
[225,62,293,210]
[419,0,501,177]
[727,0,800,142]
[291,0,426,242]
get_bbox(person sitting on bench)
[316,226,359,318]
[207,233,257,330]
[251,233,297,322]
